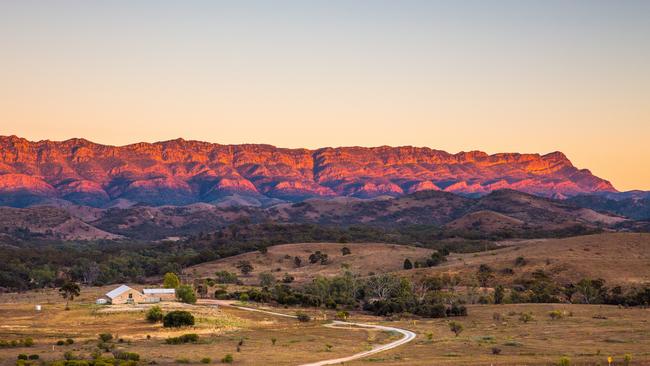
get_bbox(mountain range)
[0,135,617,207]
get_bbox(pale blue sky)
[1,1,649,189]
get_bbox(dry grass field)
[186,242,433,285]
[0,287,391,365]
[2,288,650,365]
[407,233,650,286]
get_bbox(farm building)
[142,288,176,303]
[97,285,176,305]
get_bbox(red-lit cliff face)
[0,135,616,206]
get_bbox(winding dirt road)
[201,300,416,366]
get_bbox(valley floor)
[1,287,650,365]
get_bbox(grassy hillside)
[408,233,650,287]
[186,242,433,285]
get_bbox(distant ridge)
[0,135,616,207]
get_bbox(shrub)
[341,247,351,256]
[403,259,413,270]
[163,311,195,328]
[448,321,463,337]
[519,313,534,323]
[64,351,75,360]
[239,293,249,302]
[201,357,212,364]
[176,358,191,364]
[65,338,74,345]
[296,312,311,322]
[336,311,350,320]
[17,354,28,360]
[23,338,34,347]
[221,354,234,363]
[491,347,502,355]
[558,356,571,366]
[56,340,66,346]
[176,285,197,304]
[113,350,140,361]
[146,305,164,322]
[214,270,239,284]
[98,333,113,342]
[548,310,564,320]
[166,334,199,344]
[624,354,632,366]
[28,355,39,360]
[271,337,277,345]
[514,256,527,267]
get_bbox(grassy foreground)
[1,286,650,365]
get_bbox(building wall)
[110,289,146,304]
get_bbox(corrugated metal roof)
[105,284,134,299]
[143,288,175,294]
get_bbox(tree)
[176,285,197,304]
[163,310,195,327]
[403,259,413,270]
[282,273,294,284]
[365,274,400,301]
[163,272,180,289]
[341,247,351,256]
[293,256,302,268]
[476,264,494,287]
[258,272,276,288]
[494,285,505,304]
[448,321,463,337]
[195,281,208,299]
[146,305,163,322]
[236,260,254,276]
[59,282,80,310]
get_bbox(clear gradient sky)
[0,1,648,190]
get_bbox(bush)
[113,350,140,361]
[336,311,349,320]
[65,338,74,345]
[166,334,199,344]
[28,355,39,360]
[491,347,502,355]
[176,285,197,304]
[98,333,113,342]
[296,312,311,322]
[56,340,66,346]
[201,357,212,364]
[163,311,195,328]
[146,305,164,322]
[448,321,463,337]
[558,356,571,366]
[239,293,249,302]
[221,354,234,363]
[548,310,564,320]
[624,354,632,366]
[17,354,28,360]
[23,338,34,347]
[214,270,239,284]
[519,312,534,323]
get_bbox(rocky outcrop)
[0,135,617,207]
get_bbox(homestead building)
[97,285,176,305]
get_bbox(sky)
[0,1,648,191]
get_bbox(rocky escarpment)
[0,135,616,207]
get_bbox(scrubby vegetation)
[163,311,195,328]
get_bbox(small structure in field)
[97,285,176,305]
[99,285,146,305]
[142,288,176,303]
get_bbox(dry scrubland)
[0,288,387,365]
[186,242,433,285]
[1,233,650,365]
[408,233,650,286]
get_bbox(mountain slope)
[0,135,616,207]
